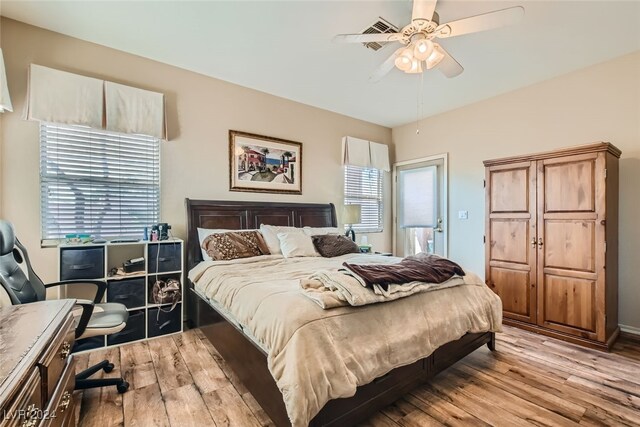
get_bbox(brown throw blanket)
[343,253,465,290]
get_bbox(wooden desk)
[0,300,76,427]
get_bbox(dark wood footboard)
[189,285,494,427]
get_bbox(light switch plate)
[458,210,469,220]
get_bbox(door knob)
[435,218,443,233]
[531,238,536,248]
[538,238,543,248]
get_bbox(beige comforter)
[301,269,476,309]
[189,254,503,427]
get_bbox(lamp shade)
[343,204,361,225]
[0,49,13,113]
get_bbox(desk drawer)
[60,247,104,280]
[3,368,42,427]
[38,314,75,406]
[41,358,76,427]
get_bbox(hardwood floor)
[73,326,640,426]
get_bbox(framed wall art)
[229,130,302,195]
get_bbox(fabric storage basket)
[60,247,105,280]
[107,278,145,309]
[107,309,145,345]
[73,336,104,353]
[147,243,181,273]
[148,303,182,337]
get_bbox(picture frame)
[229,130,303,195]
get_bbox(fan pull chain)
[416,74,419,135]
[416,71,424,135]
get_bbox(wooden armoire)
[484,142,620,350]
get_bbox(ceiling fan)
[333,0,525,82]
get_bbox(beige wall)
[393,51,640,331]
[0,18,393,286]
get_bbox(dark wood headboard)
[185,199,337,271]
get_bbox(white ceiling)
[3,1,640,127]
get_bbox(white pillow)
[259,224,297,255]
[277,231,318,258]
[302,226,341,236]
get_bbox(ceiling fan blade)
[412,0,438,23]
[435,6,524,39]
[333,33,403,43]
[369,48,403,83]
[436,46,464,78]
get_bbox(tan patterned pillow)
[201,231,270,261]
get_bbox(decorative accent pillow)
[312,234,360,258]
[201,230,270,261]
[302,227,341,236]
[259,224,297,255]
[277,231,318,258]
[197,228,231,261]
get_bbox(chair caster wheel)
[117,381,129,394]
[103,363,114,373]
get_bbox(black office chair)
[0,220,130,393]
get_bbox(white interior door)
[394,155,447,257]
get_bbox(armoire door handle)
[531,238,537,248]
[538,238,543,248]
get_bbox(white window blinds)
[40,123,160,240]
[398,166,437,228]
[344,165,383,233]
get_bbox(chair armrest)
[45,280,107,304]
[73,299,95,339]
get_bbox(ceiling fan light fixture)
[405,58,423,74]
[394,46,414,72]
[335,1,526,81]
[394,55,412,72]
[413,38,434,61]
[425,43,445,69]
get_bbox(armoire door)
[486,161,537,324]
[536,153,605,341]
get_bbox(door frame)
[392,153,448,257]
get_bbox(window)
[40,123,160,240]
[344,165,383,233]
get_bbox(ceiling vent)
[360,17,399,51]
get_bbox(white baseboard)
[620,324,640,337]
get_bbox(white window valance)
[24,64,167,140]
[369,140,390,172]
[0,49,14,113]
[25,64,103,128]
[105,82,166,139]
[342,136,390,172]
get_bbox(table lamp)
[343,204,361,242]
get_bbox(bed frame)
[185,199,495,427]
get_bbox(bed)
[185,199,500,427]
